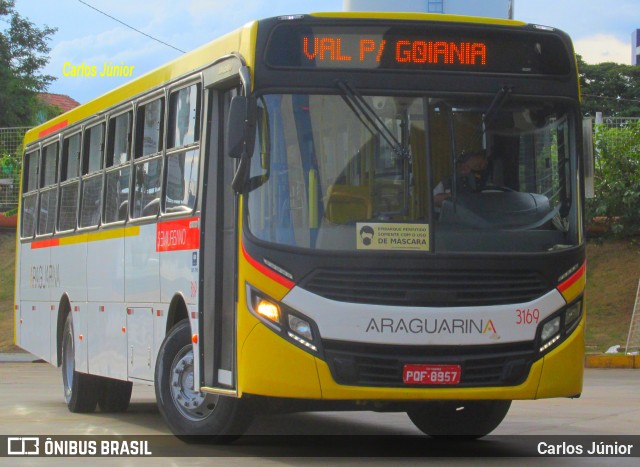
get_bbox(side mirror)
[226,96,256,158]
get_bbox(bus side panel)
[124,224,159,381]
[159,246,198,306]
[18,242,52,361]
[87,235,127,379]
[88,303,127,380]
[125,224,160,303]
[50,243,88,303]
[87,236,124,302]
[127,306,155,381]
[50,242,88,366]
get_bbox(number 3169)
[516,308,539,324]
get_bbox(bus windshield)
[246,92,579,253]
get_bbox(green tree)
[0,0,57,126]
[578,56,640,117]
[587,121,640,237]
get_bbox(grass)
[585,238,640,353]
[0,229,18,352]
[0,229,638,353]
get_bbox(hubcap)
[169,346,218,421]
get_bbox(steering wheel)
[479,184,515,193]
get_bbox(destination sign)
[265,24,571,75]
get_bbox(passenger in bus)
[433,150,488,209]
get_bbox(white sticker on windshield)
[356,223,430,251]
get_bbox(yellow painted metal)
[57,226,140,246]
[536,315,585,398]
[237,315,585,401]
[238,322,322,399]
[310,11,527,27]
[559,271,586,305]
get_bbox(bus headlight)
[286,314,318,352]
[247,284,321,354]
[539,317,561,352]
[538,300,582,354]
[288,314,313,341]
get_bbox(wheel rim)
[169,345,218,421]
[62,325,74,403]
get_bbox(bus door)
[199,58,245,392]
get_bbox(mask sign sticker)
[356,223,430,251]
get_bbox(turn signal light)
[256,298,280,324]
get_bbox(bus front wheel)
[155,319,253,438]
[407,400,511,439]
[61,314,100,413]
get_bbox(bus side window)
[58,133,81,232]
[20,149,40,238]
[104,111,132,223]
[135,98,164,158]
[133,97,165,219]
[38,142,59,235]
[79,123,105,228]
[165,84,201,213]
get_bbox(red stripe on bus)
[31,238,60,249]
[241,242,295,290]
[557,262,586,293]
[156,217,200,252]
[38,120,68,138]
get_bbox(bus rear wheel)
[407,400,511,439]
[61,314,100,413]
[155,319,253,438]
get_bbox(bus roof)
[310,11,527,28]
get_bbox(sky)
[7,0,640,104]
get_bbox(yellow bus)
[16,12,586,438]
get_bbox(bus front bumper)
[238,315,584,401]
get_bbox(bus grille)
[300,268,550,307]
[323,341,536,388]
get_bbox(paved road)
[0,360,638,464]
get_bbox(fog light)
[288,315,313,341]
[539,316,561,352]
[256,298,280,324]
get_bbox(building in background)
[36,93,81,124]
[343,0,514,19]
[633,29,640,66]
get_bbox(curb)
[585,355,640,369]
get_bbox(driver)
[433,150,488,208]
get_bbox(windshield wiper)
[484,85,512,128]
[336,81,409,160]
[337,81,414,217]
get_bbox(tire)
[407,400,511,439]
[61,313,100,413]
[98,378,133,413]
[155,319,253,438]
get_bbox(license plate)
[403,364,461,385]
